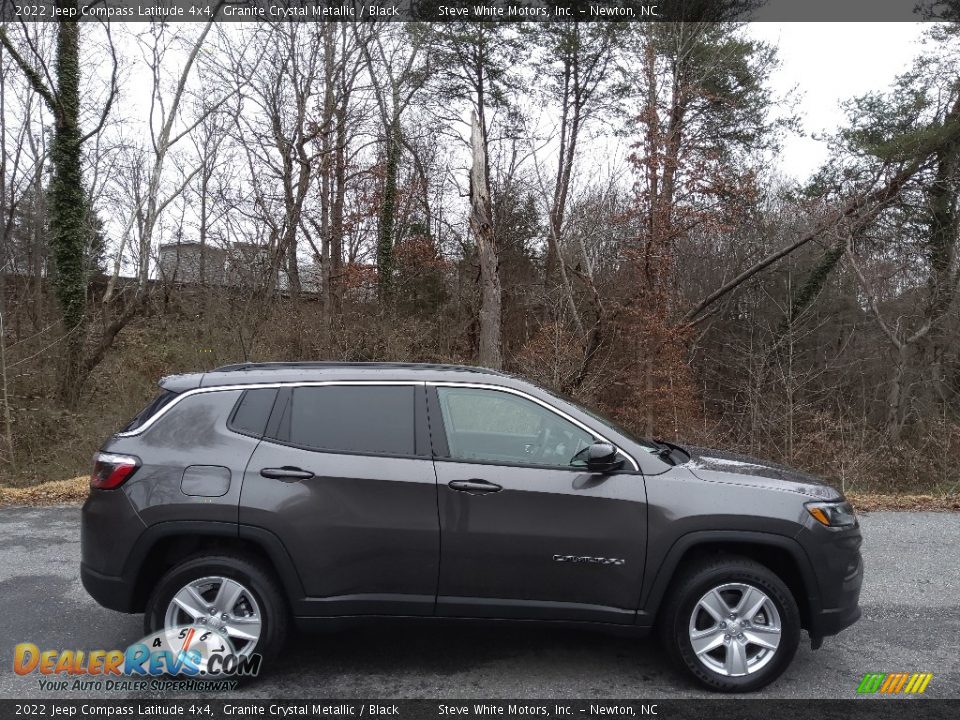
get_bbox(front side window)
[543,388,662,455]
[281,385,415,456]
[436,387,595,468]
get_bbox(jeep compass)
[81,362,862,692]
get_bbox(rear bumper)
[80,563,137,613]
[81,488,144,613]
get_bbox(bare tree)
[470,110,502,368]
[430,24,521,368]
[356,23,429,305]
[0,17,118,402]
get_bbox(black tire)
[144,553,288,675]
[657,555,801,692]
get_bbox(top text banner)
[0,0,955,22]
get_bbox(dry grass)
[0,476,89,506]
[847,491,960,512]
[0,476,957,511]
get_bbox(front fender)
[635,529,820,628]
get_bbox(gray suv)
[81,362,862,691]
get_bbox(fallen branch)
[683,92,960,327]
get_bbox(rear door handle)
[260,466,315,481]
[448,479,502,495]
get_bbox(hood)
[682,445,843,501]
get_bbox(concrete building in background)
[158,241,320,294]
[158,242,227,285]
[224,242,274,288]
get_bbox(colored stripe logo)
[857,672,933,694]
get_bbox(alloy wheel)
[164,575,262,657]
[687,582,782,677]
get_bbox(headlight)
[806,500,857,528]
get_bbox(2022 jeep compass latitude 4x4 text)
[81,362,862,692]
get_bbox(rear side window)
[122,390,179,432]
[276,385,415,456]
[228,388,278,438]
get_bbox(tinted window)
[543,388,662,454]
[229,388,278,437]
[122,390,179,432]
[436,387,595,468]
[285,386,414,456]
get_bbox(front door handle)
[260,466,315,481]
[448,479,502,495]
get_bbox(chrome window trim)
[428,381,640,472]
[114,380,426,438]
[115,378,640,471]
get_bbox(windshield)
[542,389,663,454]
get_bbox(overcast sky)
[749,22,929,179]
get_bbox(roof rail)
[211,361,505,376]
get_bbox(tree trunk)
[377,117,401,306]
[330,95,348,317]
[543,58,571,287]
[886,344,908,442]
[0,48,10,465]
[318,26,334,322]
[199,169,208,287]
[285,224,301,296]
[47,18,89,405]
[469,111,502,370]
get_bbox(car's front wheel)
[658,556,801,692]
[144,554,288,675]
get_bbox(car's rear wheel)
[658,556,801,692]
[144,554,288,675]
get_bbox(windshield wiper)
[653,441,676,464]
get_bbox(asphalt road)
[0,506,957,700]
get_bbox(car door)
[239,382,439,616]
[430,385,647,624]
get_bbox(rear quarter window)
[228,388,279,438]
[121,390,179,432]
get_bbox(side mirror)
[585,442,625,474]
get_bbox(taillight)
[90,452,140,490]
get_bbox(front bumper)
[812,603,861,638]
[802,521,864,640]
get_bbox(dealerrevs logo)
[14,624,260,683]
[857,672,934,694]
